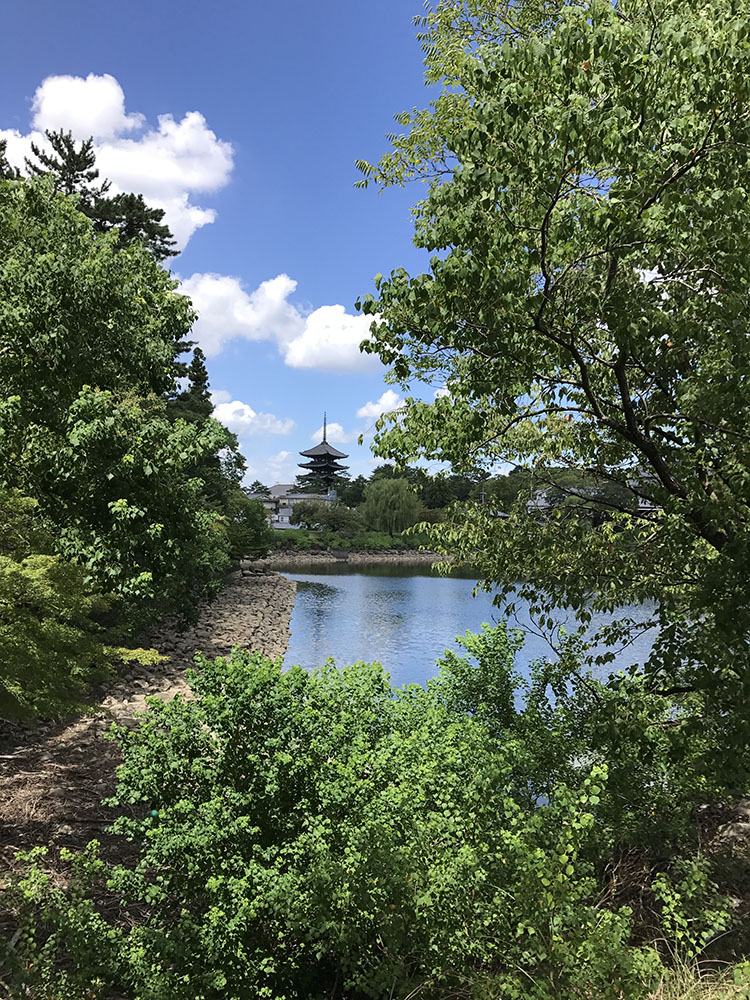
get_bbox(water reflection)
[282,567,657,688]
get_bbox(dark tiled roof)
[299,441,348,459]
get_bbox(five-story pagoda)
[298,414,348,490]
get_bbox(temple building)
[298,414,349,490]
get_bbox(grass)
[649,961,750,999]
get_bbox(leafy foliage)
[290,499,364,536]
[360,477,423,534]
[4,627,737,998]
[93,191,177,260]
[25,130,109,206]
[0,179,235,618]
[271,526,427,552]
[222,488,273,562]
[0,138,20,180]
[24,129,176,259]
[0,489,161,718]
[357,0,750,765]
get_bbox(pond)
[280,563,656,688]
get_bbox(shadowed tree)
[25,129,176,260]
[0,139,20,180]
[25,130,109,207]
[358,0,750,771]
[93,191,177,260]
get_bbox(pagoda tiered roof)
[297,414,349,485]
[299,459,348,471]
[299,441,348,459]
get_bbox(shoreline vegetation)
[250,547,450,569]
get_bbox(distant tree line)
[253,461,634,545]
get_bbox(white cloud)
[1,73,233,250]
[356,389,404,420]
[213,399,294,437]
[283,304,379,373]
[181,271,383,373]
[31,73,143,140]
[434,387,451,399]
[180,273,302,356]
[310,421,355,444]
[263,450,299,486]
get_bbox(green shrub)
[222,489,272,563]
[271,527,426,552]
[0,489,161,720]
[2,626,734,998]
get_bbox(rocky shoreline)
[0,570,297,867]
[249,548,450,570]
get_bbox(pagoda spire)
[298,415,349,489]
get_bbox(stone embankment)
[251,549,450,570]
[115,569,296,718]
[0,570,296,866]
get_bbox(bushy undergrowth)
[1,626,743,999]
[271,527,432,552]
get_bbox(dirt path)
[0,570,296,873]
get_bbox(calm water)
[281,564,656,688]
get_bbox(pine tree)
[167,347,247,507]
[93,191,177,261]
[0,139,20,180]
[170,348,214,424]
[25,130,109,208]
[24,129,176,260]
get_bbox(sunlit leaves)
[358,0,750,750]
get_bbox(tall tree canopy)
[25,130,109,206]
[24,129,176,260]
[0,178,231,618]
[360,478,423,535]
[0,138,20,180]
[358,0,750,763]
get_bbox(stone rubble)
[104,570,296,723]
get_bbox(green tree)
[246,479,271,496]
[24,129,176,260]
[25,129,109,206]
[294,471,350,496]
[358,0,750,762]
[169,348,214,425]
[0,178,230,617]
[93,190,177,260]
[0,489,160,719]
[335,473,368,507]
[222,488,272,562]
[360,477,422,534]
[0,138,20,180]
[167,346,248,510]
[10,631,734,997]
[290,499,364,536]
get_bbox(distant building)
[626,470,661,517]
[298,413,349,489]
[526,488,554,516]
[244,483,331,530]
[244,415,349,529]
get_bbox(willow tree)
[357,0,750,763]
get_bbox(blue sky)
[1,0,439,485]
